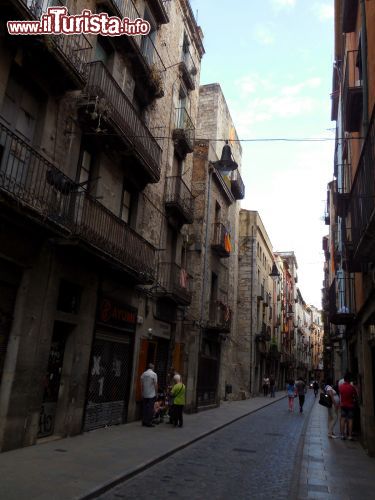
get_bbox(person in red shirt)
[339,373,357,440]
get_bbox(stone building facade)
[0,0,204,451]
[237,210,281,395]
[184,83,244,409]
[324,0,375,454]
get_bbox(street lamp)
[269,262,281,281]
[269,261,281,385]
[212,140,238,176]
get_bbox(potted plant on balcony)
[149,64,164,98]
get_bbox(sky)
[189,0,334,308]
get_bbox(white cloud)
[312,1,334,21]
[253,24,275,45]
[271,0,297,9]
[235,74,275,96]
[281,77,321,96]
[232,75,322,134]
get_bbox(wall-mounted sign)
[153,320,171,339]
[98,297,137,332]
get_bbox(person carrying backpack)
[325,377,340,438]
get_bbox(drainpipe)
[196,160,213,408]
[360,0,369,133]
[249,225,255,395]
[199,163,213,331]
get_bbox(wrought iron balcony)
[99,0,169,25]
[207,300,231,333]
[230,169,245,200]
[334,189,350,218]
[0,121,155,283]
[172,107,195,157]
[328,276,356,325]
[347,109,375,262]
[180,48,197,90]
[211,222,231,258]
[7,0,92,88]
[343,50,363,132]
[257,284,265,301]
[165,176,194,225]
[148,0,169,24]
[80,61,162,184]
[96,0,166,104]
[256,322,271,342]
[157,262,192,305]
[268,343,281,359]
[219,264,229,294]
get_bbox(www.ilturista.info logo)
[7,7,151,36]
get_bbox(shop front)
[196,335,221,408]
[83,297,137,431]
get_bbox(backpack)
[319,386,332,408]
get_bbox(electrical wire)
[82,132,364,143]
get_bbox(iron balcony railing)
[165,176,194,224]
[0,120,155,282]
[257,284,265,301]
[211,222,231,258]
[328,276,356,325]
[347,108,375,261]
[230,169,245,200]
[18,0,92,83]
[158,262,192,305]
[83,61,162,182]
[180,48,197,90]
[218,264,229,294]
[173,107,195,153]
[208,300,231,332]
[97,0,165,82]
[343,49,363,132]
[256,322,271,342]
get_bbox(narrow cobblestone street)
[97,394,315,500]
[96,392,375,500]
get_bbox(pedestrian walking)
[339,373,357,440]
[295,377,306,413]
[325,377,340,438]
[269,375,276,397]
[140,363,158,427]
[313,380,319,398]
[166,366,180,424]
[263,376,270,397]
[170,374,186,427]
[286,379,296,412]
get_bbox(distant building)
[237,210,280,394]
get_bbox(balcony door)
[0,69,42,192]
[140,8,156,66]
[176,88,189,129]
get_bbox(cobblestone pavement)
[97,394,315,500]
[298,395,375,500]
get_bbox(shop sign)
[153,320,171,339]
[98,297,137,331]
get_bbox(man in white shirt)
[141,363,158,427]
